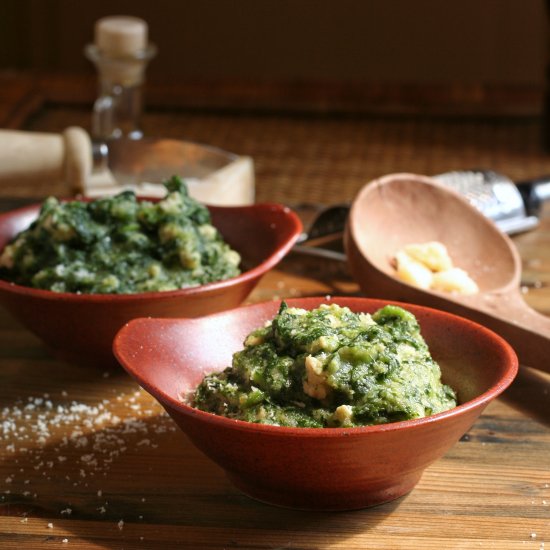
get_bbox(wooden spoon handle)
[0,127,92,193]
[472,292,550,373]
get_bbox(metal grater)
[433,169,540,235]
[294,169,550,261]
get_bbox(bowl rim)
[114,295,519,438]
[0,200,302,302]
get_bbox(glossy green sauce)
[192,303,457,428]
[0,177,241,294]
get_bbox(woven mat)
[22,106,550,205]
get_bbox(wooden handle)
[414,289,550,373]
[0,127,92,193]
[471,291,550,373]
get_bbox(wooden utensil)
[0,128,255,204]
[0,127,92,192]
[345,172,550,373]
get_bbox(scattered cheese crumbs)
[118,519,124,530]
[531,533,537,539]
[47,523,53,529]
[20,517,28,523]
[393,241,478,295]
[0,388,177,522]
[62,539,68,543]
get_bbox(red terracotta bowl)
[0,201,301,368]
[113,296,518,511]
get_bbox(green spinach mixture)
[0,177,241,294]
[192,303,457,428]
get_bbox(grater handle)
[516,176,550,216]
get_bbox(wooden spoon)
[345,172,550,373]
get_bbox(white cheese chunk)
[394,251,434,290]
[403,241,453,272]
[431,267,479,295]
[393,241,478,295]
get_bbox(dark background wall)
[0,0,546,87]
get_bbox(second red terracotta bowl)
[0,201,301,367]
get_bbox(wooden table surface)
[0,75,549,549]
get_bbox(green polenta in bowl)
[115,295,517,508]
[192,302,457,427]
[0,176,240,294]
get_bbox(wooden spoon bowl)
[345,173,550,373]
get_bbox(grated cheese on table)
[1,385,177,521]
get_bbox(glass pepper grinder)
[85,16,157,141]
